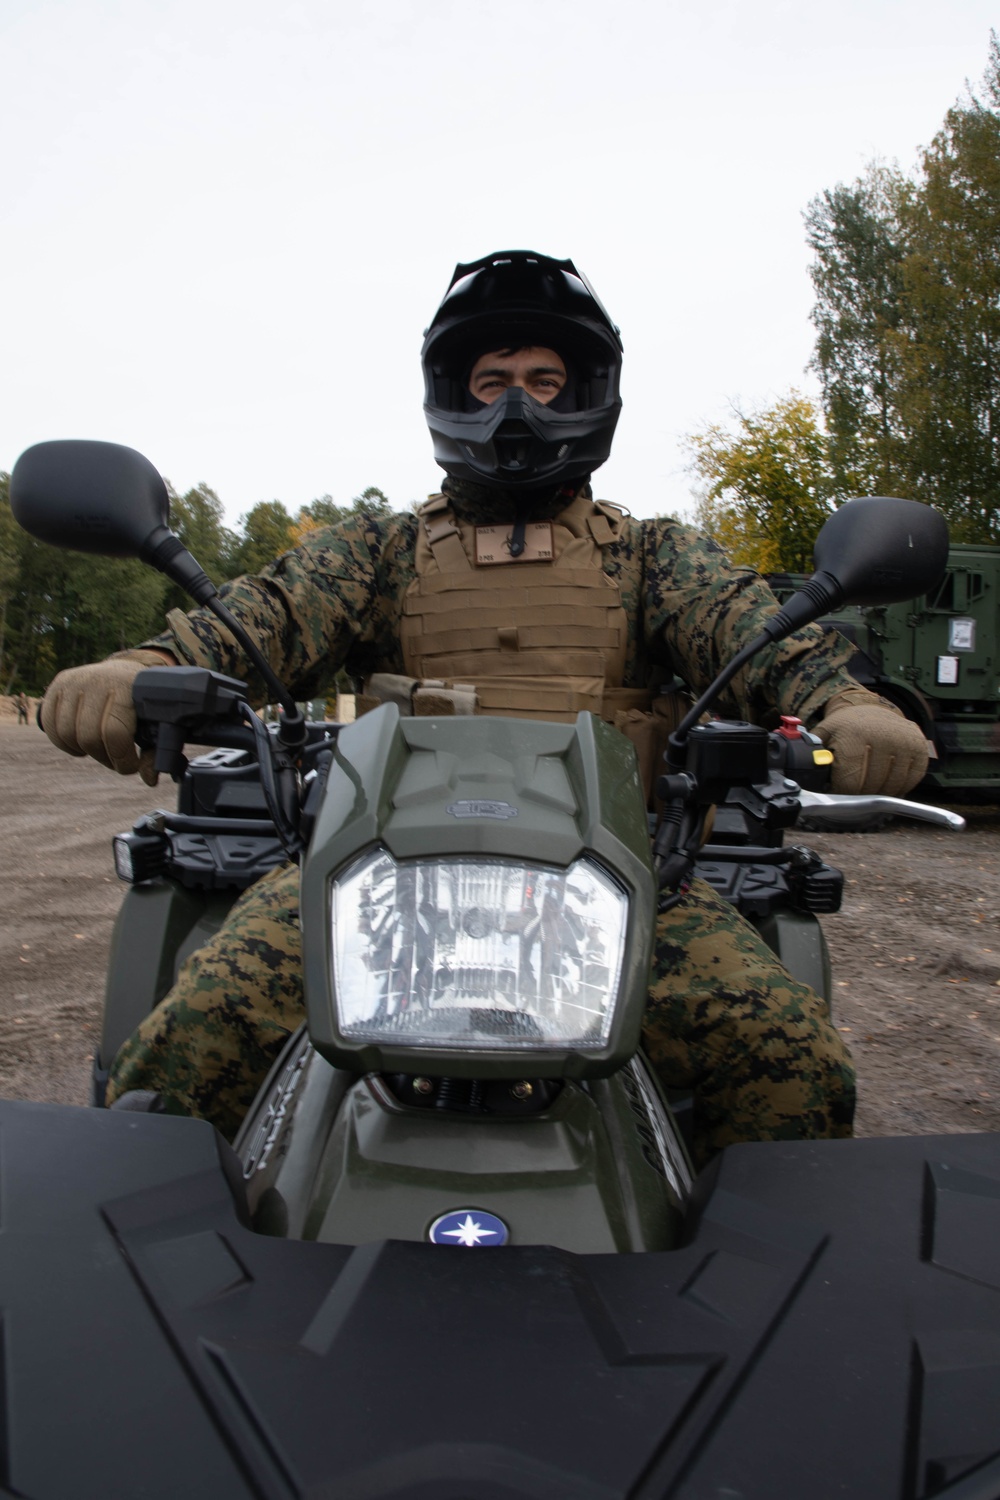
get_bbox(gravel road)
[1,719,998,1137]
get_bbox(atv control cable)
[238,704,305,859]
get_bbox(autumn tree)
[291,486,394,545]
[687,394,836,573]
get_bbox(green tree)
[169,483,239,579]
[58,554,169,664]
[805,161,912,494]
[5,530,167,692]
[355,485,392,514]
[806,34,1000,543]
[0,466,401,691]
[0,478,75,693]
[894,37,1000,540]
[2,468,171,690]
[234,500,296,575]
[686,393,837,573]
[159,481,240,611]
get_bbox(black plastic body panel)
[3,1101,1000,1499]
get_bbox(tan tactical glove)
[816,687,929,796]
[41,649,175,786]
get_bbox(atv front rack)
[5,1099,1000,1500]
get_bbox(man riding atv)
[40,250,928,1164]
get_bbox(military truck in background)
[769,542,1000,802]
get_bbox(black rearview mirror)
[812,496,949,607]
[765,496,950,644]
[11,438,219,607]
[10,440,171,558]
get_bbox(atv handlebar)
[131,666,340,860]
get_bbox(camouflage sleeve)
[143,513,416,703]
[640,518,857,726]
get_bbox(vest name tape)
[475,522,554,565]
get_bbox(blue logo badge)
[428,1209,509,1246]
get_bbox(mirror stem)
[205,596,306,747]
[139,526,305,747]
[140,527,219,606]
[667,633,769,769]
[666,572,843,771]
[761,572,844,641]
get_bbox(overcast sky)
[2,0,997,531]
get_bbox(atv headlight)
[330,849,628,1052]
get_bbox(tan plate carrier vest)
[401,490,650,721]
[359,492,690,802]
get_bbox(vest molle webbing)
[398,492,651,723]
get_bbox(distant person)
[39,249,929,1162]
[15,692,29,725]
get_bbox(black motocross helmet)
[422,250,623,491]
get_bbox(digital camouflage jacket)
[147,479,857,725]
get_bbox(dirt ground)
[1,717,999,1137]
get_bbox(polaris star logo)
[428,1209,509,1246]
[446,799,519,820]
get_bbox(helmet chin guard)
[422,250,623,491]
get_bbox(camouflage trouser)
[106,865,855,1165]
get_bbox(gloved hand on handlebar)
[816,687,929,796]
[41,649,176,786]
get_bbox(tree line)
[0,475,394,695]
[691,33,1000,570]
[7,38,999,689]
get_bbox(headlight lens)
[330,850,628,1051]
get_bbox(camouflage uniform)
[107,479,858,1164]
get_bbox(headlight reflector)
[330,850,628,1051]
